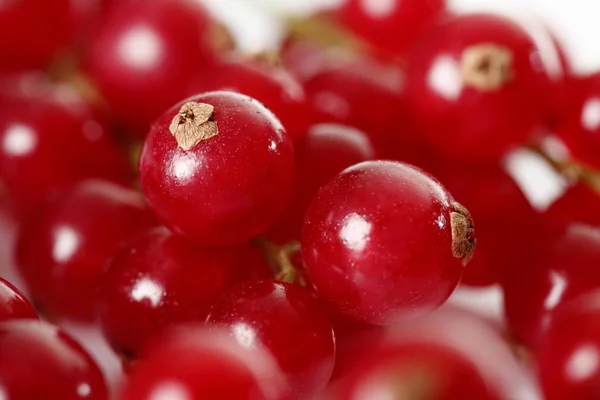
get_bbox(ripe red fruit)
[0,277,37,321]
[555,73,600,169]
[98,227,271,358]
[191,57,310,139]
[16,180,157,321]
[267,123,375,243]
[139,91,295,246]
[406,13,549,160]
[301,161,472,324]
[503,223,600,347]
[0,320,108,399]
[122,326,287,400]
[206,279,335,399]
[85,0,230,136]
[332,341,499,400]
[429,161,540,286]
[303,64,414,159]
[545,183,600,229]
[536,291,600,400]
[0,0,73,71]
[0,95,133,213]
[338,0,447,56]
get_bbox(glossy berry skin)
[16,180,157,321]
[206,279,335,399]
[303,65,411,159]
[139,91,295,246]
[122,326,287,400]
[0,277,38,322]
[536,292,600,400]
[406,13,549,160]
[98,227,271,358]
[338,0,447,56]
[556,73,600,169]
[430,161,539,286]
[85,0,227,136]
[0,0,72,71]
[503,223,600,347]
[333,341,498,400]
[0,320,108,399]
[0,96,133,214]
[267,123,375,243]
[192,58,310,139]
[302,161,470,324]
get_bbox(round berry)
[206,279,335,399]
[0,320,108,399]
[16,180,157,321]
[555,73,600,169]
[406,13,549,160]
[332,341,499,400]
[536,291,600,400]
[338,0,447,56]
[503,223,600,347]
[122,326,287,400]
[0,0,73,71]
[98,227,271,359]
[139,91,295,246]
[303,65,412,158]
[85,0,231,136]
[0,277,37,321]
[545,183,600,229]
[0,95,133,213]
[267,123,375,243]
[191,57,310,139]
[301,161,473,324]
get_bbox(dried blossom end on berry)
[169,102,218,150]
[460,43,514,92]
[450,202,476,266]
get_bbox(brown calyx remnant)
[169,102,218,151]
[450,202,476,266]
[460,43,514,92]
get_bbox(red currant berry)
[338,0,447,56]
[98,227,271,359]
[545,183,600,229]
[332,341,499,400]
[0,277,37,321]
[281,38,357,84]
[191,57,310,140]
[139,91,295,246]
[122,326,287,400]
[206,279,335,399]
[536,291,600,400]
[267,123,375,243]
[555,73,600,169]
[0,0,73,71]
[16,180,157,321]
[430,161,540,286]
[303,64,412,158]
[301,161,473,324]
[0,95,133,214]
[85,0,230,136]
[406,13,549,160]
[503,223,600,347]
[0,320,108,399]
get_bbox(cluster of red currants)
[1,0,600,399]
